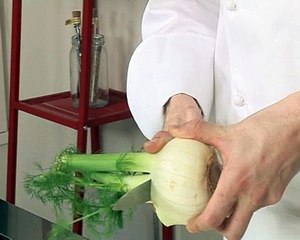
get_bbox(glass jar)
[69,34,109,108]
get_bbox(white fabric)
[126,0,300,239]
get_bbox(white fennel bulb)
[150,138,217,226]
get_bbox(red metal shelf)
[17,90,132,129]
[7,0,173,239]
[6,0,134,235]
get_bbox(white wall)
[0,24,7,141]
[0,8,8,201]
[0,1,221,240]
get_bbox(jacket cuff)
[127,33,215,139]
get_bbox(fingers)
[143,131,173,153]
[218,203,253,240]
[187,200,252,240]
[187,171,254,240]
[187,183,236,233]
[169,119,226,147]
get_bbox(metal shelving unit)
[6,1,173,239]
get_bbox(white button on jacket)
[233,94,245,106]
[225,0,237,11]
[127,1,300,239]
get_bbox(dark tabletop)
[0,199,87,240]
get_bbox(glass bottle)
[69,34,109,108]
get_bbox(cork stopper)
[65,11,81,26]
[72,11,81,18]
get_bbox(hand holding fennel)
[169,92,300,240]
[24,137,221,239]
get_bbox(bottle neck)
[71,34,105,47]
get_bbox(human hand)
[144,93,203,153]
[169,93,300,240]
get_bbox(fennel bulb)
[150,138,217,226]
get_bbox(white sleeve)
[127,0,220,139]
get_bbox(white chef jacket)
[126,0,300,239]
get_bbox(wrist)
[163,93,203,130]
[164,93,203,116]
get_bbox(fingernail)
[187,226,198,233]
[186,221,200,233]
[186,225,195,233]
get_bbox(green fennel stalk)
[24,146,155,239]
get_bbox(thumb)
[144,131,173,153]
[168,119,224,146]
